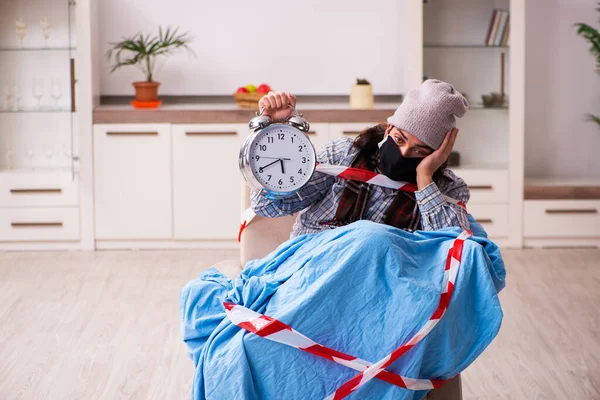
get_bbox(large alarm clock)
[239,106,317,198]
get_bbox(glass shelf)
[0,109,72,114]
[0,46,75,52]
[424,45,509,49]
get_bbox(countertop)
[93,95,401,124]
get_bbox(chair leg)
[425,374,462,400]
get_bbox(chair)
[213,183,463,400]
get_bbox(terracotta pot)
[133,81,160,102]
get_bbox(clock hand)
[280,158,285,174]
[258,159,280,173]
[261,157,291,160]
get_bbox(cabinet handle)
[70,58,76,112]
[10,188,62,194]
[469,185,493,190]
[11,222,64,228]
[545,209,598,215]
[475,218,493,224]
[343,131,361,136]
[106,131,158,136]
[185,131,237,136]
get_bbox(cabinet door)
[172,124,245,240]
[93,124,172,239]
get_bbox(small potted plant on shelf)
[106,26,193,108]
[350,78,374,109]
[575,3,600,126]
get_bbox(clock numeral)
[267,175,272,182]
[278,179,283,185]
[259,145,267,151]
[298,145,303,152]
[291,137,294,143]
[255,155,260,161]
[301,157,307,163]
[298,168,303,175]
[267,137,274,143]
[278,133,285,140]
[290,176,295,183]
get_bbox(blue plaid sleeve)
[250,138,353,217]
[415,175,471,231]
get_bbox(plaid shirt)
[251,137,471,238]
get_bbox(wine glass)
[62,143,72,170]
[15,19,27,48]
[43,143,53,169]
[1,84,9,111]
[12,83,21,111]
[32,78,44,110]
[5,148,13,170]
[40,17,51,47]
[24,145,35,170]
[51,78,62,109]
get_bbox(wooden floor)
[0,248,598,400]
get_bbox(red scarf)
[320,149,421,230]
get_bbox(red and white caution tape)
[324,229,472,400]
[239,164,466,242]
[224,229,472,398]
[223,302,447,391]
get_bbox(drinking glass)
[32,78,44,110]
[51,78,62,109]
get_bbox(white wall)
[525,0,600,179]
[98,0,417,96]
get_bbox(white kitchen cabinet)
[172,124,245,240]
[93,124,172,240]
[305,123,330,154]
[328,122,377,141]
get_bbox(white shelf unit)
[420,0,525,247]
[0,0,95,250]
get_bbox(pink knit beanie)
[387,79,469,150]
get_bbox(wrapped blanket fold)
[180,219,506,400]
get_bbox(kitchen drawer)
[524,200,600,238]
[0,207,80,241]
[454,169,508,204]
[0,172,79,207]
[467,204,509,238]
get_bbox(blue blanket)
[180,219,506,400]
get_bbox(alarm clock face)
[248,124,316,193]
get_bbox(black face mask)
[378,136,424,183]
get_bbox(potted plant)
[575,3,600,126]
[350,78,374,109]
[106,26,193,107]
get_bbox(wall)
[525,0,600,179]
[97,0,417,96]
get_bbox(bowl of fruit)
[233,83,271,109]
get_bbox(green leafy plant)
[106,26,193,82]
[575,4,600,125]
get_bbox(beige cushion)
[239,214,297,266]
[212,259,243,280]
